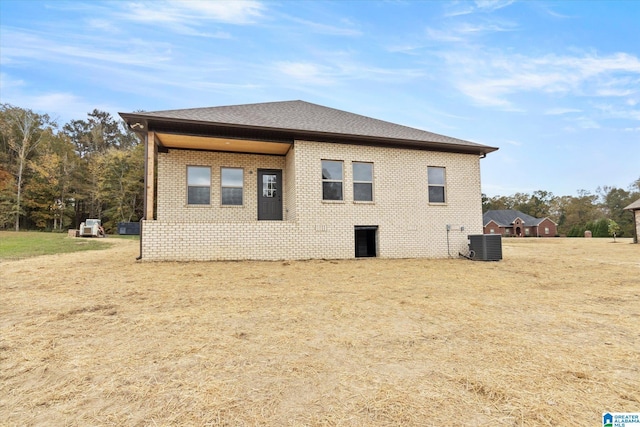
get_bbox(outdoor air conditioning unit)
[468,234,502,261]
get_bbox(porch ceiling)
[155,133,292,155]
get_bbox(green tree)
[62,109,137,157]
[95,144,144,231]
[608,219,621,242]
[0,167,16,229]
[556,190,602,236]
[0,104,55,230]
[482,194,512,212]
[23,133,80,230]
[62,110,139,223]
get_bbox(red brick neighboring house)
[623,198,640,243]
[483,210,557,237]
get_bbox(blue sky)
[1,0,638,197]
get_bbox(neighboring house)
[119,100,498,261]
[483,209,557,237]
[623,198,640,243]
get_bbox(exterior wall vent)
[468,234,502,261]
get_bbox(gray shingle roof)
[124,100,497,152]
[624,198,640,210]
[483,210,547,227]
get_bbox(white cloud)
[593,103,640,120]
[544,108,582,115]
[86,18,121,34]
[440,51,640,108]
[285,16,362,36]
[425,27,465,42]
[455,22,516,34]
[274,61,336,86]
[443,0,514,17]
[0,72,25,93]
[108,0,265,37]
[122,0,264,25]
[1,28,173,68]
[425,20,517,43]
[575,117,601,129]
[0,87,116,125]
[474,0,515,12]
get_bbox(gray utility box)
[117,222,141,235]
[468,234,502,261]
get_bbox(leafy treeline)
[0,104,143,233]
[483,184,640,237]
[1,103,638,237]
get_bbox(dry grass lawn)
[1,237,639,426]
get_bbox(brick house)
[483,209,557,237]
[119,101,498,261]
[623,198,640,243]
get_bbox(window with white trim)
[187,166,211,205]
[353,162,373,202]
[428,166,446,203]
[322,160,343,201]
[221,167,243,206]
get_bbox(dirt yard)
[1,237,638,426]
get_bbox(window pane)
[354,183,373,201]
[262,174,277,197]
[221,188,243,205]
[322,160,343,180]
[353,162,372,182]
[188,166,210,186]
[322,182,343,200]
[221,168,243,187]
[188,187,210,205]
[428,186,445,203]
[428,167,445,185]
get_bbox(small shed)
[623,199,640,243]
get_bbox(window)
[353,162,373,202]
[262,174,277,198]
[322,160,343,200]
[221,167,243,205]
[428,166,446,203]
[187,166,211,205]
[545,227,550,235]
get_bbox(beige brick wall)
[156,150,288,222]
[291,140,483,259]
[143,140,485,261]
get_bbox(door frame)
[257,169,283,220]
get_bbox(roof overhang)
[155,133,292,155]
[119,113,499,156]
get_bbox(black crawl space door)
[258,169,283,220]
[355,226,377,257]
